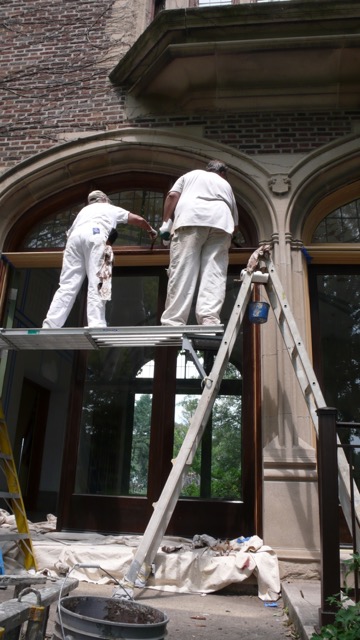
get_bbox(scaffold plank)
[0,325,224,350]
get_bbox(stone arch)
[285,135,360,242]
[0,128,275,248]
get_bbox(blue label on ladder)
[0,549,4,575]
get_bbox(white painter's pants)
[43,226,108,328]
[161,226,231,326]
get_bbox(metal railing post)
[317,407,341,627]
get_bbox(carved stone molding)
[285,233,303,250]
[268,174,291,195]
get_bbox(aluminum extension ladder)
[0,402,37,571]
[123,252,360,588]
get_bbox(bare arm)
[127,212,156,237]
[163,191,181,222]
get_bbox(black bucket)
[248,301,270,324]
[53,596,169,640]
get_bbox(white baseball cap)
[88,190,108,204]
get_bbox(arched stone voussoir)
[0,127,274,243]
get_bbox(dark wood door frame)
[14,378,50,511]
[57,269,262,538]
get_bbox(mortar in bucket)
[248,301,270,324]
[53,595,169,640]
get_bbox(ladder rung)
[0,532,32,541]
[0,492,21,500]
[0,401,37,571]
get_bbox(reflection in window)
[130,360,155,495]
[316,273,360,422]
[171,271,243,500]
[74,274,159,496]
[23,207,79,249]
[130,393,152,495]
[175,355,242,500]
[21,190,164,249]
[312,199,360,243]
[110,191,163,247]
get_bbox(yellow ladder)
[0,402,37,571]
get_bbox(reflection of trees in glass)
[111,191,164,247]
[22,191,164,249]
[353,444,360,492]
[312,199,360,243]
[23,208,78,248]
[76,347,148,495]
[318,275,360,422]
[175,363,242,500]
[337,429,360,493]
[76,387,124,494]
[130,394,151,495]
[317,273,360,490]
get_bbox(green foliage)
[311,600,360,640]
[130,393,152,495]
[311,554,360,640]
[129,362,242,499]
[175,364,242,499]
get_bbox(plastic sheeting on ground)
[0,511,281,601]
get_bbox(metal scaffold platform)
[0,325,224,350]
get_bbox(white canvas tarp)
[0,512,281,601]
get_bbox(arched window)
[1,172,259,537]
[21,190,164,250]
[19,187,248,250]
[312,199,360,243]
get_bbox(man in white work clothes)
[43,190,156,329]
[159,160,238,326]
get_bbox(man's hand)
[159,219,173,243]
[147,227,157,239]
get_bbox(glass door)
[58,267,261,537]
[309,267,360,421]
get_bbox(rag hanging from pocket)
[97,244,114,300]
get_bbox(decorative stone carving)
[268,174,291,195]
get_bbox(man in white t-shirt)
[159,160,238,326]
[43,190,156,328]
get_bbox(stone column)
[261,186,320,578]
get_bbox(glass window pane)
[74,274,159,496]
[110,191,164,247]
[174,273,243,501]
[24,208,79,249]
[312,199,360,243]
[21,190,164,249]
[130,393,152,495]
[175,362,242,500]
[317,273,360,422]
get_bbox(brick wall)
[0,0,139,166]
[0,1,358,170]
[132,112,357,155]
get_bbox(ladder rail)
[0,404,37,571]
[124,271,254,586]
[264,258,326,430]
